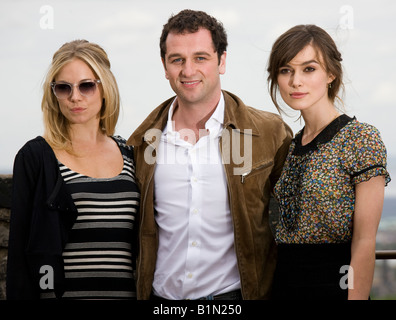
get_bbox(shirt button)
[187,273,193,279]
[192,241,197,247]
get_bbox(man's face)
[162,28,226,107]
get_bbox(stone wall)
[0,175,12,300]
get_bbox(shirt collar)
[165,92,225,136]
[206,92,225,129]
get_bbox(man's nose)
[181,59,196,77]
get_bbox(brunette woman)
[267,25,390,300]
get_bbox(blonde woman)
[7,40,140,299]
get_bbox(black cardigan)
[6,136,77,299]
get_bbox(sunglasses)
[51,79,101,100]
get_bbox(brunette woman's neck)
[301,109,340,146]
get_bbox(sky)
[1,0,395,195]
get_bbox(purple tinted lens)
[79,81,96,96]
[54,83,72,98]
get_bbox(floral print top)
[273,115,391,244]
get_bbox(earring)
[328,83,332,89]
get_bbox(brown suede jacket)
[127,90,292,299]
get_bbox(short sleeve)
[343,122,391,186]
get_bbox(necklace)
[301,113,339,145]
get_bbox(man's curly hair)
[160,9,228,64]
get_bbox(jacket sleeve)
[6,144,40,299]
[270,120,293,189]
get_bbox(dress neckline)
[293,114,354,156]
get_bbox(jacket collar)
[127,90,260,147]
[127,96,173,147]
[222,90,260,136]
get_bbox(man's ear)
[162,58,169,80]
[219,51,226,75]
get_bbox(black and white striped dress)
[47,136,139,299]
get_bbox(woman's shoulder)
[112,135,134,160]
[339,117,390,185]
[17,136,52,156]
[331,117,383,149]
[13,136,57,175]
[112,135,131,149]
[342,117,382,138]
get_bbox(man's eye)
[305,67,315,72]
[172,58,183,64]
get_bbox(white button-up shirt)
[152,93,240,299]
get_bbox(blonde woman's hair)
[42,39,120,150]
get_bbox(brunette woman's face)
[277,44,335,112]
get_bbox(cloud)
[371,82,395,105]
[211,9,241,27]
[98,9,156,31]
[1,0,396,174]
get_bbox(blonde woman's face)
[54,58,102,127]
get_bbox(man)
[127,9,292,300]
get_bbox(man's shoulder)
[127,96,175,146]
[245,105,284,123]
[143,96,175,121]
[223,90,286,126]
